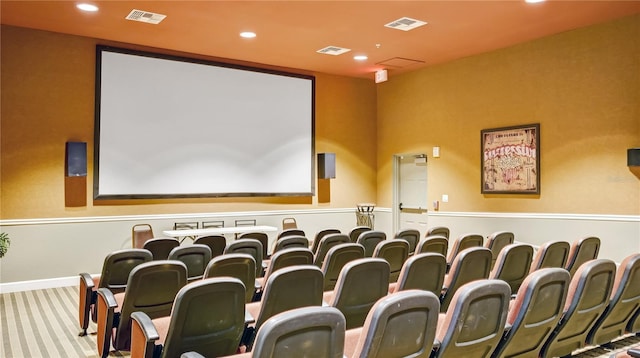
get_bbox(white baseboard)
[0,275,80,294]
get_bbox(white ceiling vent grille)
[384,17,427,31]
[125,9,166,25]
[316,46,351,56]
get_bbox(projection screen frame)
[93,45,315,200]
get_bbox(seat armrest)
[78,272,97,335]
[628,348,640,358]
[181,353,206,358]
[97,288,118,309]
[131,311,160,358]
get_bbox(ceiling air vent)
[316,46,351,56]
[125,9,166,25]
[384,17,427,31]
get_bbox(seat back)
[416,235,448,256]
[193,235,226,258]
[281,217,298,230]
[329,258,390,329]
[491,268,571,358]
[566,236,601,277]
[100,249,154,292]
[440,247,492,312]
[349,290,440,358]
[238,232,269,259]
[426,226,450,239]
[321,243,365,291]
[255,265,324,330]
[394,228,420,255]
[311,228,341,254]
[433,280,511,358]
[114,260,188,351]
[530,240,571,272]
[373,239,409,283]
[447,233,484,263]
[489,243,534,294]
[264,247,314,283]
[272,235,309,254]
[357,230,386,257]
[224,238,264,277]
[132,223,154,248]
[251,306,346,358]
[143,238,180,260]
[277,228,305,239]
[540,259,617,358]
[79,249,153,333]
[349,226,372,243]
[392,253,446,296]
[313,233,350,267]
[161,277,246,358]
[204,253,256,303]
[485,231,515,268]
[168,244,212,282]
[588,253,640,346]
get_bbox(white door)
[393,154,429,235]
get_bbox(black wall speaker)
[318,153,336,179]
[66,141,87,177]
[628,148,640,167]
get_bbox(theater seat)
[357,230,386,257]
[95,260,188,358]
[489,243,533,295]
[587,253,640,346]
[130,277,246,358]
[238,232,269,259]
[440,247,492,312]
[344,290,440,358]
[321,243,365,291]
[193,235,226,258]
[313,233,350,268]
[143,238,180,260]
[349,226,371,243]
[271,235,309,254]
[565,236,601,277]
[389,253,446,296]
[416,235,448,256]
[204,253,257,303]
[225,238,264,277]
[446,233,484,268]
[491,268,571,358]
[78,248,152,336]
[529,240,570,272]
[310,228,341,254]
[431,279,511,358]
[485,231,515,269]
[215,306,346,358]
[540,259,617,358]
[426,226,450,239]
[324,258,390,329]
[394,229,420,256]
[168,244,212,282]
[373,239,409,283]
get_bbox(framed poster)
[481,123,540,194]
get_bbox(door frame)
[392,153,428,234]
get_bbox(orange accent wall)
[0,25,378,219]
[376,14,639,215]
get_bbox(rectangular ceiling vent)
[316,46,351,56]
[125,9,166,25]
[384,17,427,31]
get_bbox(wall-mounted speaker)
[628,148,640,167]
[66,141,87,177]
[318,153,336,179]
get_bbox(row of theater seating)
[83,249,640,358]
[83,225,627,356]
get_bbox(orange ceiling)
[2,1,639,79]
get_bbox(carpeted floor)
[0,285,638,358]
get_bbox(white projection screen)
[94,46,315,199]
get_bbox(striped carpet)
[0,285,638,358]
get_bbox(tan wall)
[0,25,378,219]
[377,14,640,215]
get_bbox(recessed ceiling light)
[77,3,99,12]
[354,55,368,61]
[525,0,546,3]
[240,32,256,39]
